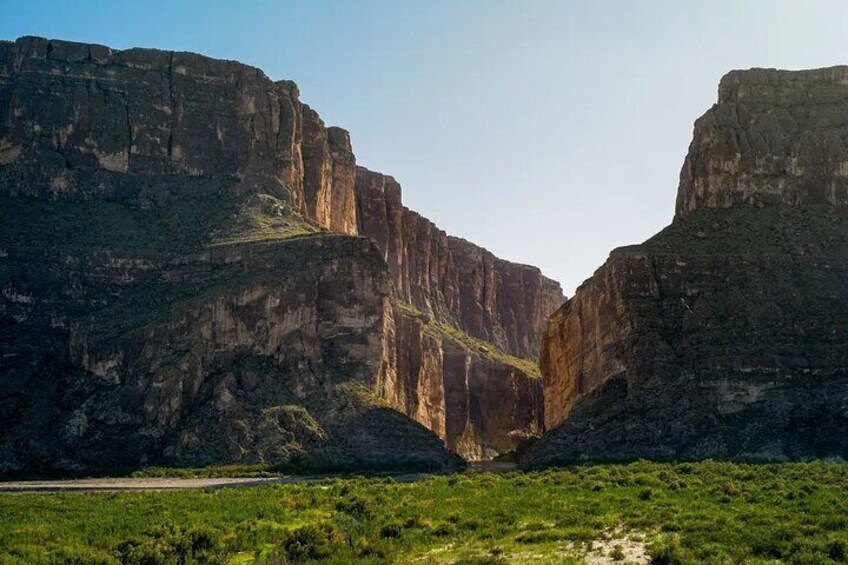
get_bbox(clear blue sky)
[4,1,848,293]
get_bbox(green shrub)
[609,544,626,561]
[648,536,690,565]
[335,495,374,521]
[45,547,117,565]
[277,523,342,563]
[379,523,402,539]
[431,523,456,537]
[828,539,848,562]
[115,524,227,565]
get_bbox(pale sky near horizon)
[3,1,848,294]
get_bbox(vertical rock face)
[2,235,461,473]
[0,37,302,205]
[0,36,564,469]
[354,166,564,458]
[354,166,564,358]
[448,236,566,359]
[0,36,358,232]
[676,67,848,217]
[355,167,460,322]
[376,305,544,459]
[302,106,358,234]
[530,67,848,467]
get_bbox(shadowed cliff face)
[0,36,563,471]
[531,67,848,467]
[376,304,544,460]
[1,234,462,473]
[0,36,358,235]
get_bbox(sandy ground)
[584,529,650,564]
[0,461,516,492]
[0,477,294,492]
[0,461,518,492]
[0,473,443,492]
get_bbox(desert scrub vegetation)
[2,461,848,564]
[130,465,283,479]
[0,192,320,254]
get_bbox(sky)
[3,1,848,294]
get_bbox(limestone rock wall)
[376,305,544,460]
[356,167,564,459]
[0,36,298,204]
[532,67,848,466]
[0,36,358,234]
[1,235,460,473]
[355,166,564,359]
[354,166,561,458]
[0,35,564,469]
[677,66,848,217]
[302,106,358,234]
[449,235,566,359]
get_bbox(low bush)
[275,523,342,563]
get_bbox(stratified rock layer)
[0,36,562,472]
[1,232,460,473]
[677,66,848,216]
[355,167,563,458]
[0,36,358,234]
[530,67,848,466]
[355,167,563,359]
[376,304,544,460]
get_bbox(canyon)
[0,36,563,474]
[4,35,847,475]
[528,67,848,466]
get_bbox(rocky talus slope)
[0,36,562,474]
[528,67,848,466]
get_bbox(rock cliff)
[677,66,848,216]
[355,167,563,359]
[0,36,358,233]
[2,234,459,473]
[354,167,563,457]
[376,301,545,460]
[529,67,848,466]
[0,36,562,473]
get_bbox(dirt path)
[0,477,293,492]
[0,461,516,492]
[0,473,438,492]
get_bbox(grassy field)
[1,461,847,564]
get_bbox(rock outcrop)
[302,107,358,235]
[355,167,563,359]
[2,235,460,473]
[376,303,545,460]
[529,67,848,466]
[677,66,848,216]
[354,167,563,457]
[0,36,562,473]
[0,36,357,233]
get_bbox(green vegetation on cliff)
[0,193,319,253]
[395,300,541,378]
[2,462,847,564]
[622,204,848,257]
